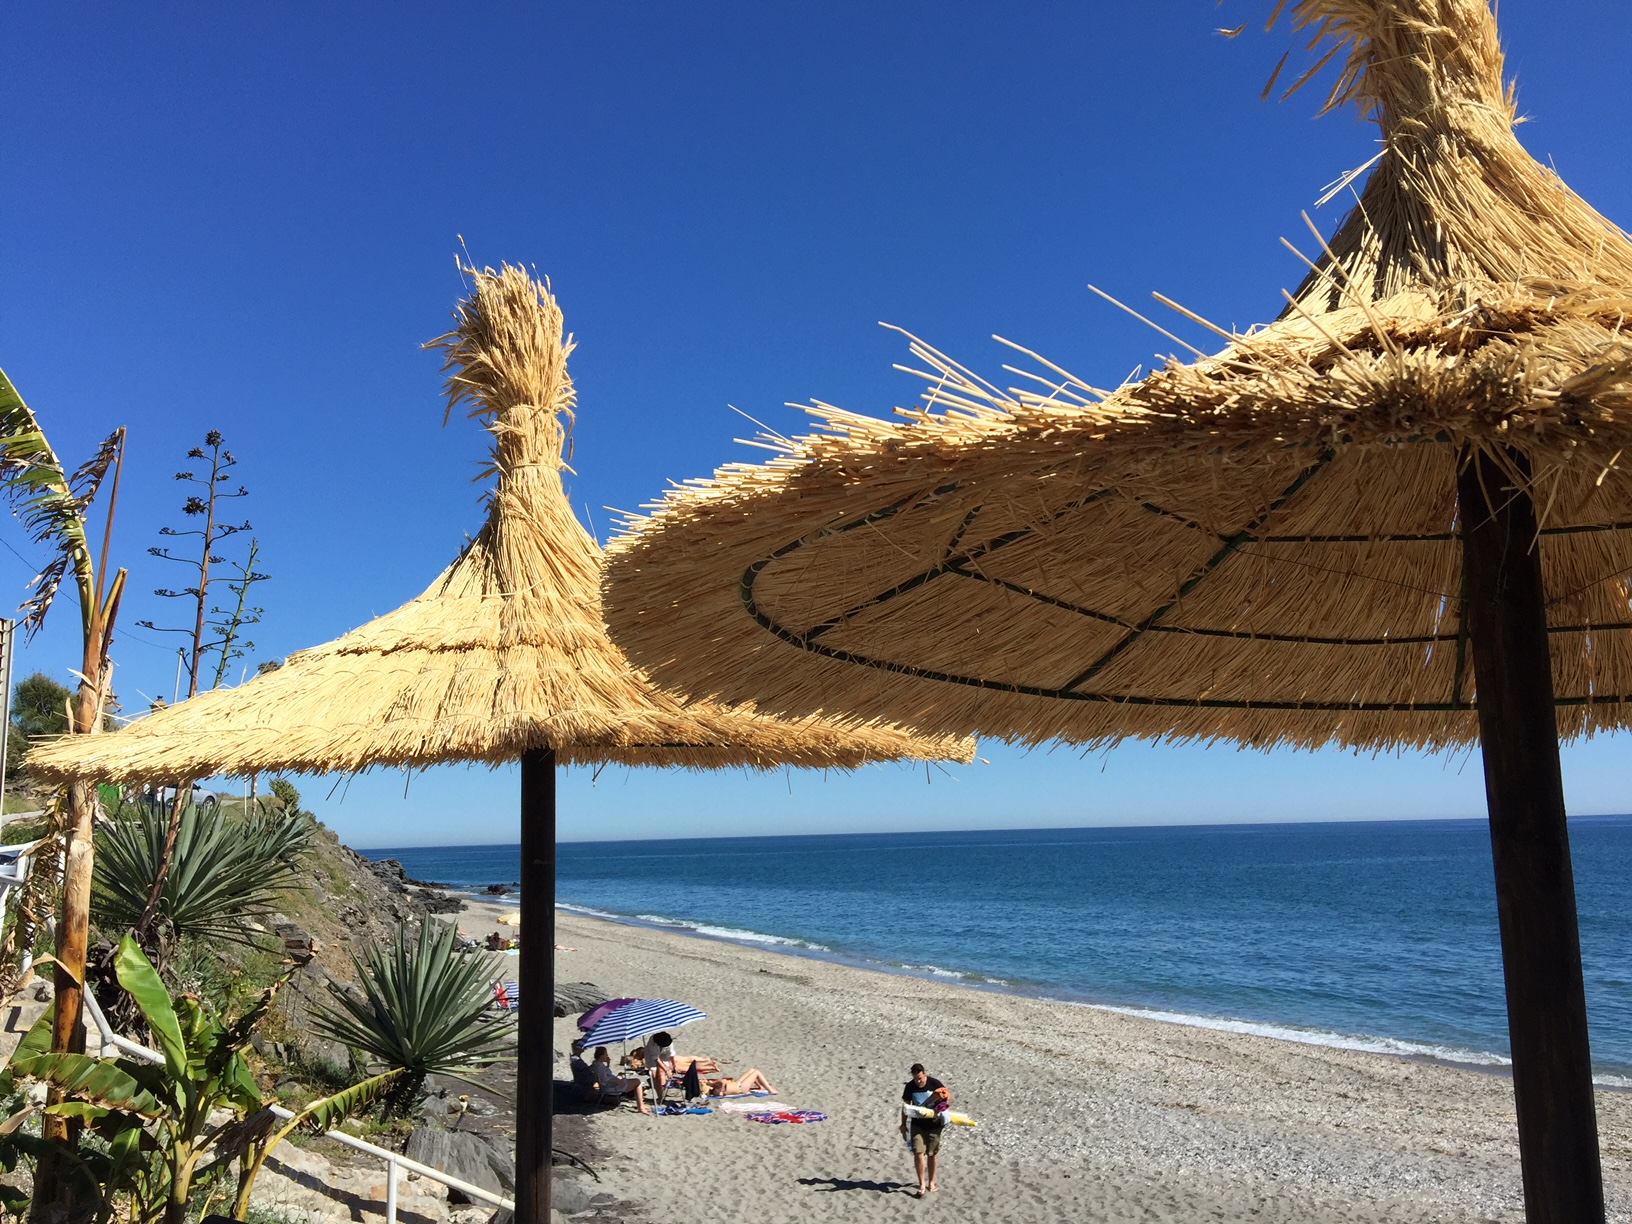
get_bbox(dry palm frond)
[0,371,122,639]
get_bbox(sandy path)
[536,910,1632,1224]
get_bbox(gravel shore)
[533,909,1632,1224]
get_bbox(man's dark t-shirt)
[902,1076,946,1133]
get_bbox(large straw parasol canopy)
[603,0,1632,755]
[27,266,972,785]
[605,5,1627,1217]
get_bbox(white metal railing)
[78,988,515,1220]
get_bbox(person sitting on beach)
[591,1046,650,1113]
[569,1040,595,1094]
[702,1068,776,1097]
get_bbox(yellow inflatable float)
[902,1103,978,1128]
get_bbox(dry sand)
[517,908,1632,1224]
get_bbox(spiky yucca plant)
[93,801,311,949]
[313,919,511,1111]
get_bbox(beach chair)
[639,1056,675,1106]
[569,1055,614,1104]
[646,1058,704,1107]
[570,1053,641,1109]
[492,980,519,1012]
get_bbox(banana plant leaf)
[296,1068,407,1133]
[114,936,186,1078]
[12,1051,161,1118]
[7,1006,54,1072]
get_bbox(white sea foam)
[1090,1004,1632,1086]
[560,902,1632,1087]
[557,902,623,921]
[900,963,975,980]
[631,913,830,951]
[560,901,829,949]
[1090,1002,1512,1067]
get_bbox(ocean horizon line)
[355,809,1632,852]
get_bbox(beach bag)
[682,1062,703,1100]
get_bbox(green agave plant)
[92,801,311,946]
[313,919,512,1106]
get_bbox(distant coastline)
[368,817,1632,1085]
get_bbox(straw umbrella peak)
[28,265,972,782]
[1268,0,1632,307]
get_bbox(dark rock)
[418,1093,452,1119]
[484,883,512,895]
[551,1180,594,1215]
[553,982,607,1019]
[366,855,452,889]
[416,888,464,915]
[273,921,316,964]
[405,1123,515,1203]
[368,858,411,890]
[274,961,354,1073]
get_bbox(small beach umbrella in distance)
[29,266,974,1223]
[580,999,707,1049]
[604,3,1632,1218]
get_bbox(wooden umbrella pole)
[516,747,556,1224]
[1457,447,1603,1224]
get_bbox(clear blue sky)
[5,3,1632,847]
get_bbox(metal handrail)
[79,988,516,1219]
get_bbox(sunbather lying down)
[631,1039,720,1084]
[705,1069,776,1096]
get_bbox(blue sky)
[5,3,1632,847]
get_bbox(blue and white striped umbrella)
[580,998,706,1047]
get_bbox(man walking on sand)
[900,1062,946,1197]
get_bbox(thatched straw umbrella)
[605,3,1630,1218]
[30,266,972,1223]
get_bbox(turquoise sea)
[368,817,1632,1082]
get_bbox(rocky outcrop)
[553,982,606,1019]
[260,958,354,1075]
[405,1124,515,1203]
[368,858,463,913]
[254,1137,449,1224]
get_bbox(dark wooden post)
[516,747,557,1224]
[1458,447,1603,1224]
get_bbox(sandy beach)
[497,908,1632,1224]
